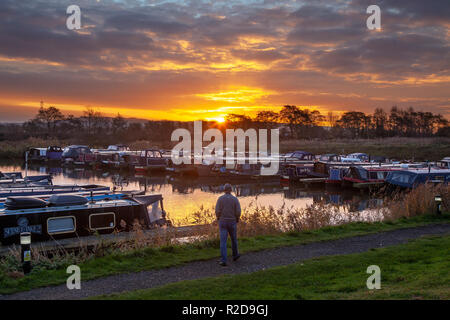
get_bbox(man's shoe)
[219,261,227,267]
[233,254,241,261]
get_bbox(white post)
[25,151,29,179]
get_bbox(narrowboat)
[346,153,369,162]
[93,146,141,171]
[228,163,280,181]
[319,154,342,162]
[62,145,97,166]
[46,146,63,162]
[95,151,123,170]
[281,153,368,183]
[436,157,450,169]
[26,148,47,163]
[280,163,315,182]
[385,168,450,189]
[133,149,168,174]
[281,151,315,164]
[325,167,348,186]
[105,145,130,152]
[26,147,63,163]
[341,166,402,189]
[0,193,168,245]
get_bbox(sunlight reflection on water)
[0,163,384,225]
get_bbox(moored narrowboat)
[341,166,401,189]
[25,146,63,163]
[436,157,450,169]
[0,193,168,245]
[26,148,47,163]
[133,149,168,174]
[281,151,315,164]
[62,145,96,166]
[46,146,63,162]
[385,168,450,189]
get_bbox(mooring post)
[20,232,32,275]
[435,195,442,215]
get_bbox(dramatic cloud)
[0,0,449,121]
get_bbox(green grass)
[100,235,450,300]
[0,213,448,295]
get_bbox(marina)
[1,148,448,246]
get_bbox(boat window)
[154,151,161,158]
[390,172,415,184]
[47,216,76,235]
[369,172,378,179]
[353,167,368,180]
[147,151,154,157]
[89,212,116,231]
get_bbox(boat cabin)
[436,157,450,169]
[346,153,369,162]
[386,169,450,188]
[62,145,96,166]
[133,149,168,172]
[319,154,342,162]
[282,151,315,162]
[107,145,130,152]
[27,148,47,162]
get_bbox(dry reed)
[1,184,448,274]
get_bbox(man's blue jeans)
[219,220,239,263]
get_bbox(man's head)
[224,183,232,193]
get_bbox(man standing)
[215,183,241,266]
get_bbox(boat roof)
[29,147,47,151]
[65,145,89,148]
[0,198,139,215]
[348,153,368,156]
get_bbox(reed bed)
[0,137,64,160]
[1,184,448,276]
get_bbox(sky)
[0,0,449,122]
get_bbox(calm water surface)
[0,163,384,225]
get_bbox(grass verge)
[99,234,450,300]
[0,213,448,295]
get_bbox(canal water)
[0,162,385,225]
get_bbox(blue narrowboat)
[46,146,63,162]
[385,169,450,188]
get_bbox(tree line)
[227,105,449,139]
[0,103,448,145]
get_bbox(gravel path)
[1,223,449,300]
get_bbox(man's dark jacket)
[215,193,241,222]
